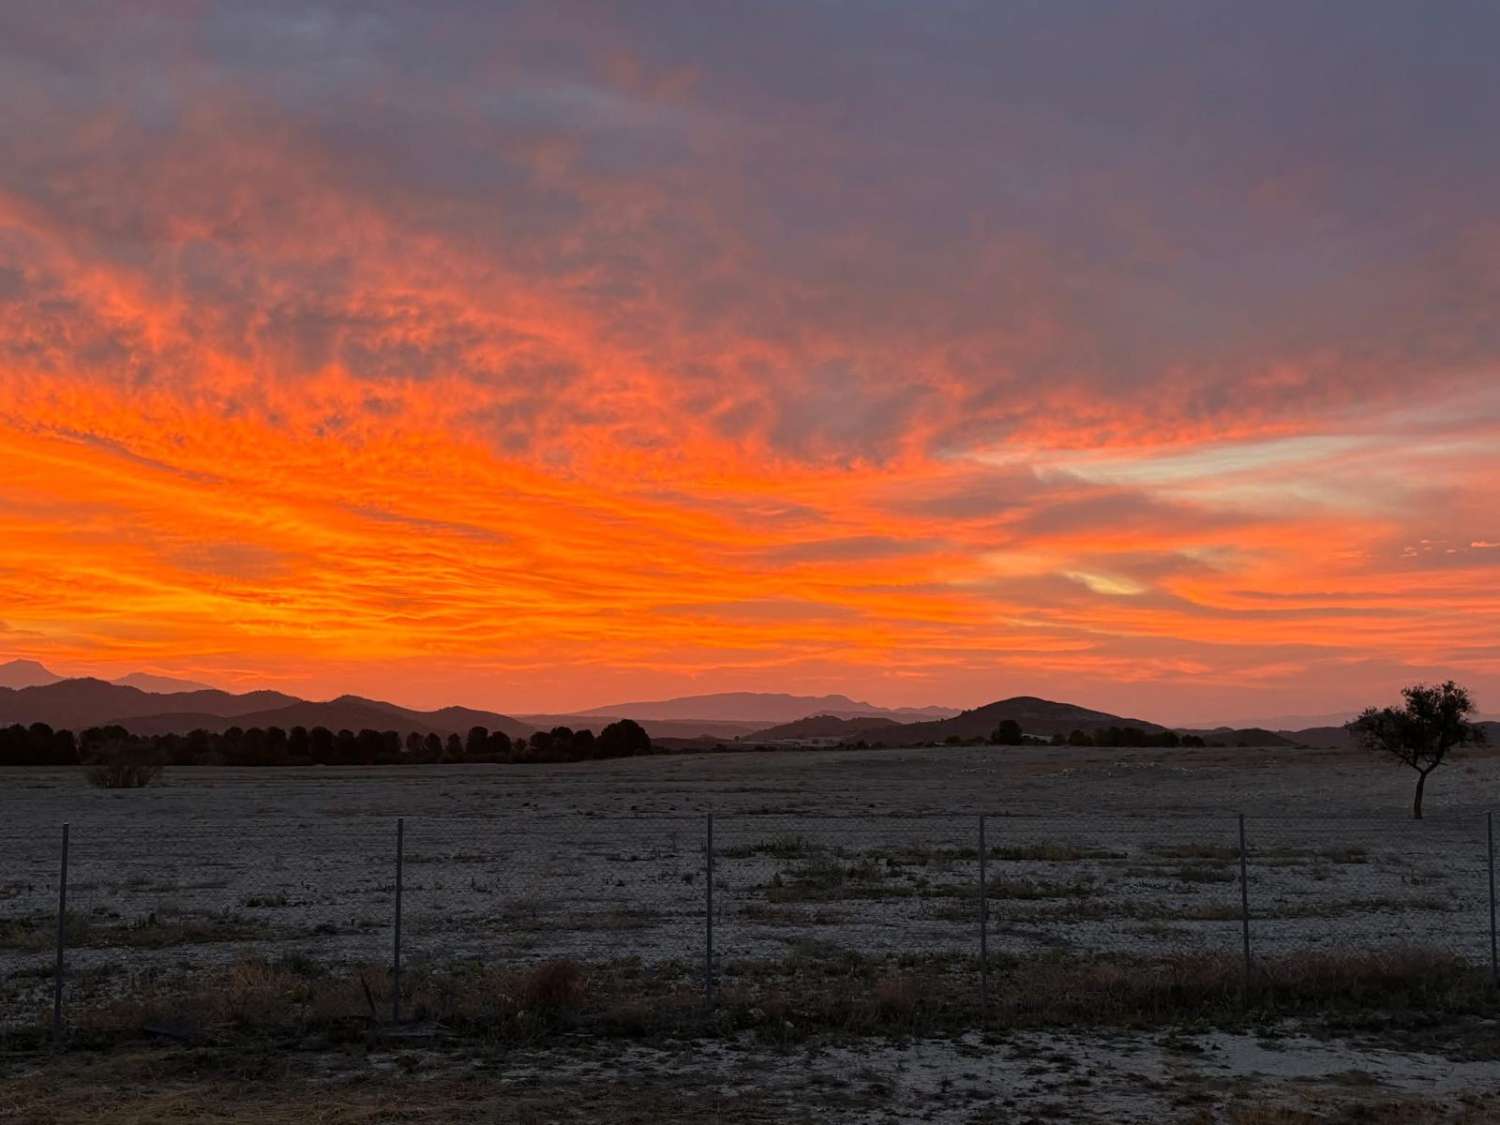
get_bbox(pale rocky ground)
[3,747,1499,1122]
[3,746,1496,977]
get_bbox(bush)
[84,741,164,788]
[520,959,585,1012]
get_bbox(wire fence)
[3,812,1497,1042]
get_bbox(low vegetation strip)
[1,909,281,952]
[4,946,1493,1054]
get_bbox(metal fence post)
[393,817,404,1024]
[704,812,715,1011]
[52,823,69,1051]
[978,814,989,1022]
[1238,813,1251,986]
[1488,811,1497,987]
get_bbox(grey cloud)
[761,536,944,565]
[2,2,1499,458]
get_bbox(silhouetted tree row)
[1054,727,1205,749]
[0,719,654,768]
[962,723,1203,748]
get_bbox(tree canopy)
[1346,681,1484,818]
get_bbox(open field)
[3,744,1498,979]
[4,744,1499,1121]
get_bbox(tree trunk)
[1413,769,1428,820]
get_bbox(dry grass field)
[4,742,1500,1122]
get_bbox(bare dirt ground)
[6,1027,1500,1124]
[3,744,1499,1122]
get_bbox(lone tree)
[598,718,651,758]
[1346,681,1485,819]
[990,719,1025,746]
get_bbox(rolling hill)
[886,696,1168,743]
[748,714,903,741]
[0,679,301,728]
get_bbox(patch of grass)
[740,902,847,925]
[1034,894,1455,924]
[1172,864,1238,884]
[241,893,291,909]
[765,857,909,902]
[982,876,1097,900]
[1256,846,1369,867]
[988,844,1127,862]
[721,834,823,860]
[0,908,277,951]
[0,911,89,951]
[564,907,660,932]
[1146,844,1239,862]
[403,851,492,866]
[492,896,550,931]
[861,844,977,866]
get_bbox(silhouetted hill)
[1281,725,1350,749]
[577,692,957,723]
[0,659,62,689]
[749,714,903,741]
[0,679,532,739]
[338,697,533,739]
[113,712,249,737]
[0,679,297,728]
[888,696,1167,743]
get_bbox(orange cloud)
[2,5,1499,721]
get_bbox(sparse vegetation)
[0,908,274,951]
[988,844,1127,862]
[83,741,164,788]
[8,946,1488,1053]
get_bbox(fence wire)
[3,812,1497,1036]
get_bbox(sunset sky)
[2,3,1498,723]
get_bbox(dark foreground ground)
[5,947,1500,1123]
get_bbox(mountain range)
[3,658,1496,752]
[0,659,212,694]
[0,676,534,740]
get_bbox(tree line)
[984,721,1205,748]
[0,719,654,768]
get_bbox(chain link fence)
[3,812,1497,1042]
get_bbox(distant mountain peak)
[0,659,62,689]
[112,672,215,693]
